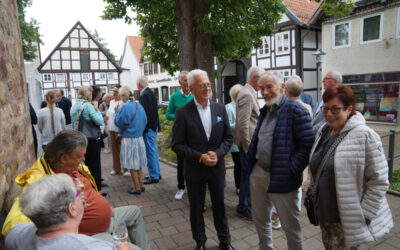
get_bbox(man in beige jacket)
[234,66,264,221]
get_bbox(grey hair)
[137,75,148,87]
[330,71,342,84]
[44,129,87,171]
[102,93,112,102]
[188,69,208,87]
[20,174,76,231]
[258,71,283,87]
[229,84,243,101]
[247,66,265,83]
[285,75,304,97]
[178,71,189,81]
[77,86,92,100]
[119,85,135,101]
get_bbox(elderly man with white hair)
[172,69,234,250]
[246,71,314,250]
[5,174,132,250]
[234,66,265,221]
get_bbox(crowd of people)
[4,67,395,250]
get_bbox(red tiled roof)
[127,36,143,62]
[283,0,321,23]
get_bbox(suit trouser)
[231,151,241,189]
[143,128,161,180]
[110,131,122,173]
[91,206,149,250]
[237,147,251,212]
[250,163,303,250]
[186,167,231,245]
[177,153,185,189]
[85,139,102,191]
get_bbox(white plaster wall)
[321,7,400,76]
[120,40,141,90]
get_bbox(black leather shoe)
[195,243,205,250]
[219,243,235,250]
[101,192,108,197]
[236,208,252,221]
[101,183,109,187]
[144,176,162,180]
[143,178,159,184]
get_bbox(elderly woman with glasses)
[308,85,393,249]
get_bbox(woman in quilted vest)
[309,85,393,249]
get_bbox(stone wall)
[0,0,36,246]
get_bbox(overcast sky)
[26,0,140,61]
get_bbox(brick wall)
[0,0,36,246]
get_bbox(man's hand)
[104,115,109,121]
[201,151,218,167]
[115,104,120,111]
[116,242,131,250]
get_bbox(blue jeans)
[236,147,251,212]
[143,128,161,180]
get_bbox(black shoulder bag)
[304,129,351,226]
[78,102,101,140]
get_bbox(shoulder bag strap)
[120,101,139,135]
[310,129,351,195]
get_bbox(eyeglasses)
[321,106,348,114]
[323,77,335,81]
[197,83,211,90]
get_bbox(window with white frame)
[397,8,400,39]
[361,13,383,44]
[99,73,106,80]
[72,73,80,81]
[82,73,90,81]
[280,70,291,82]
[43,74,52,82]
[257,36,270,56]
[55,73,65,82]
[107,72,114,80]
[276,31,290,54]
[333,21,351,48]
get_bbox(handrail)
[380,129,400,183]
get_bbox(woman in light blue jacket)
[70,86,104,192]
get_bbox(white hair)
[285,75,304,97]
[119,85,135,101]
[229,84,243,101]
[137,75,148,87]
[187,69,208,87]
[258,71,283,87]
[330,71,342,83]
[178,71,189,81]
[20,174,76,231]
[247,66,265,83]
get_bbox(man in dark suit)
[55,89,72,128]
[137,76,161,184]
[172,69,235,250]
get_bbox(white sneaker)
[123,171,131,176]
[174,189,185,200]
[110,170,117,176]
[272,219,281,230]
[104,149,111,153]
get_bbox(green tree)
[90,29,116,61]
[315,0,355,18]
[17,0,42,61]
[102,0,286,98]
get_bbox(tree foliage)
[17,0,42,61]
[315,0,355,18]
[90,29,116,61]
[102,0,286,75]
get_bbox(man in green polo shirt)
[166,71,194,200]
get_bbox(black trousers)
[231,152,241,189]
[177,153,185,190]
[186,166,230,245]
[85,139,102,191]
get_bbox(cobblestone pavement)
[100,149,400,250]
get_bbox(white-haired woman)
[226,84,243,195]
[100,93,112,153]
[115,86,148,195]
[70,86,104,192]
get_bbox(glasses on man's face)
[323,77,334,81]
[321,106,348,114]
[197,83,211,90]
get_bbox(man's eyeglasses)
[197,83,211,90]
[321,106,347,114]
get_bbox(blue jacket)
[247,95,314,193]
[115,100,147,138]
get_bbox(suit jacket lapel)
[209,102,217,141]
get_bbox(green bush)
[157,107,177,163]
[390,169,400,192]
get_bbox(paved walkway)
[100,149,400,250]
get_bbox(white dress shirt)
[194,98,212,140]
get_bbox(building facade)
[37,21,122,101]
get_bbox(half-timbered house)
[37,21,122,100]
